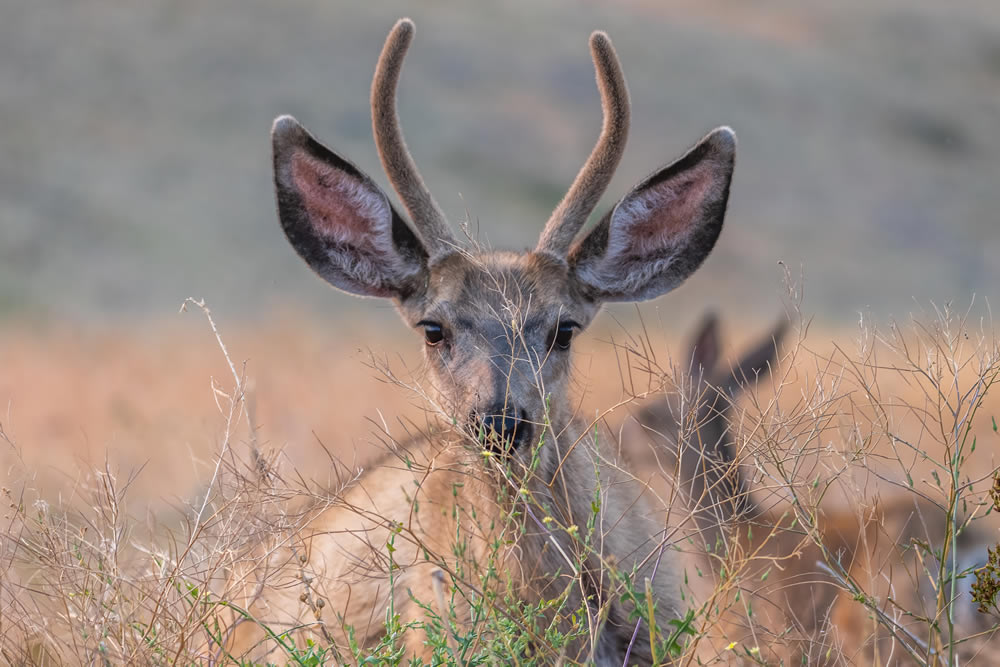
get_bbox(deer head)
[628,313,788,539]
[271,18,736,457]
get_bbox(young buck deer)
[625,314,997,664]
[219,17,737,665]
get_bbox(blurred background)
[1,0,999,505]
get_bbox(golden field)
[3,310,997,511]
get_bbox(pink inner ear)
[290,150,390,245]
[618,167,713,255]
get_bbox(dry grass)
[0,308,769,505]
[1,301,1000,664]
[0,314,423,506]
[619,300,1000,664]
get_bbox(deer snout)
[472,403,533,453]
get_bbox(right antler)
[535,31,631,259]
[371,19,457,261]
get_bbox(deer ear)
[272,115,429,300]
[568,127,735,302]
[687,311,721,378]
[715,315,788,400]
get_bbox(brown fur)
[371,19,455,260]
[224,409,678,663]
[536,31,630,258]
[217,17,739,665]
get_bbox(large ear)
[568,127,735,302]
[271,115,429,300]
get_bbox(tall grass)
[669,300,1000,665]
[1,298,999,665]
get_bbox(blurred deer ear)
[716,315,789,400]
[687,312,721,377]
[569,127,735,302]
[272,115,428,300]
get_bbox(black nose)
[476,404,532,451]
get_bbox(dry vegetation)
[1,299,1000,665]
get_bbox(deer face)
[394,251,583,451]
[271,19,736,455]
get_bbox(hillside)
[1,0,999,326]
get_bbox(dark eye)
[418,321,445,346]
[553,322,577,350]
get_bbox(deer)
[623,312,789,547]
[623,313,999,664]
[216,17,739,665]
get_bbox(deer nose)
[476,404,532,452]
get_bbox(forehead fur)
[406,250,582,324]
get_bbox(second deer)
[625,313,997,663]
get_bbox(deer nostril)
[481,412,517,441]
[512,409,533,449]
[475,404,532,452]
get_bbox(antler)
[371,18,457,260]
[536,31,630,259]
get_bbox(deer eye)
[418,321,445,346]
[552,322,578,350]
